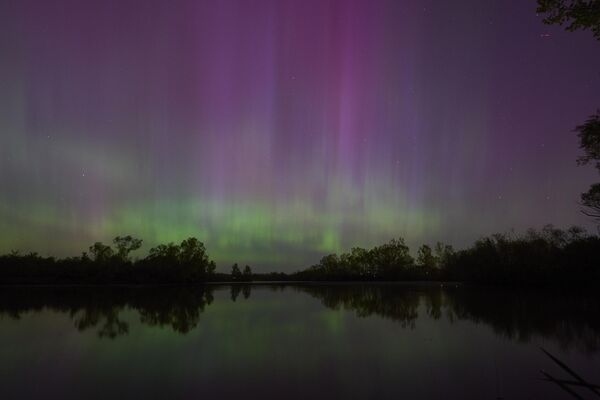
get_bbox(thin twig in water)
[540,347,600,398]
[541,378,600,390]
[541,370,585,400]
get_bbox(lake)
[0,283,598,399]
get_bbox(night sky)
[1,0,600,271]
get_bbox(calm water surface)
[0,284,598,399]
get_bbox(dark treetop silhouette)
[295,225,600,285]
[538,0,600,222]
[575,112,600,221]
[1,225,599,286]
[0,236,216,284]
[537,0,600,40]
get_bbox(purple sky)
[1,0,599,271]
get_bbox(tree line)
[293,225,600,285]
[0,236,249,284]
[0,225,598,285]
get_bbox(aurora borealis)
[1,0,600,271]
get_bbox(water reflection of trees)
[445,287,600,353]
[296,285,425,329]
[1,284,599,352]
[296,284,600,353]
[0,286,219,338]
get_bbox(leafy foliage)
[1,228,599,285]
[298,238,420,281]
[537,0,600,223]
[88,242,114,263]
[581,183,600,220]
[231,263,242,280]
[113,235,143,261]
[574,112,600,220]
[445,225,600,285]
[537,0,600,40]
[575,111,600,169]
[0,236,216,284]
[295,227,600,285]
[416,245,437,270]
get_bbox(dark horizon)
[2,224,598,286]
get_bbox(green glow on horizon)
[0,186,441,270]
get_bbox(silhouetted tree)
[370,238,414,279]
[537,0,600,40]
[416,245,437,270]
[297,237,418,281]
[0,230,598,285]
[231,263,242,280]
[582,183,600,221]
[179,238,208,265]
[444,226,600,284]
[142,238,216,283]
[537,2,600,223]
[434,242,454,267]
[179,237,216,279]
[342,247,374,277]
[0,236,216,284]
[243,265,252,281]
[88,242,114,263]
[148,242,180,260]
[576,111,600,168]
[113,235,143,261]
[573,112,600,221]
